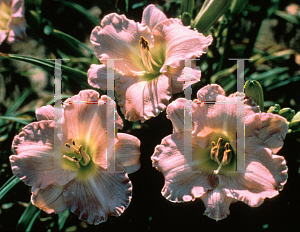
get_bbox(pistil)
[63,140,90,168]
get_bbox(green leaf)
[16,202,41,232]
[4,88,31,117]
[275,10,300,25]
[55,0,100,26]
[58,210,70,231]
[0,176,21,201]
[0,116,32,125]
[52,29,94,55]
[248,67,288,81]
[0,53,87,83]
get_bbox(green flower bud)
[267,104,281,114]
[244,80,264,112]
[230,0,249,16]
[181,12,192,26]
[192,0,232,33]
[279,108,295,122]
[181,0,194,16]
[289,111,300,130]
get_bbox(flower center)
[210,137,232,174]
[63,140,91,168]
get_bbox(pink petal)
[63,168,132,225]
[192,85,261,148]
[10,121,77,189]
[87,64,122,90]
[116,74,172,122]
[31,185,68,214]
[196,84,225,102]
[258,113,288,154]
[200,186,237,221]
[220,137,288,207]
[115,133,141,174]
[11,0,25,18]
[168,62,201,94]
[152,132,218,202]
[0,30,8,45]
[90,13,152,75]
[141,4,167,30]
[62,91,123,165]
[166,98,193,133]
[151,19,212,71]
[35,105,61,121]
[7,19,26,43]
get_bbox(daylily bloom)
[152,84,288,220]
[0,0,26,45]
[10,90,141,224]
[88,4,212,122]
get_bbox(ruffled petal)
[90,13,152,75]
[151,19,212,71]
[200,186,237,221]
[220,137,288,207]
[166,98,193,133]
[141,4,167,30]
[31,185,68,214]
[10,121,77,189]
[116,74,172,122]
[62,91,123,165]
[63,167,132,225]
[258,113,288,154]
[115,133,141,174]
[196,84,225,102]
[87,64,122,90]
[168,62,201,94]
[192,85,261,149]
[35,105,61,121]
[152,132,218,202]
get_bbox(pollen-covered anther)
[63,141,90,167]
[139,36,160,74]
[213,141,232,175]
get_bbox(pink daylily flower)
[152,84,288,220]
[0,0,26,45]
[88,4,212,122]
[10,90,141,224]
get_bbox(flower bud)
[267,104,281,114]
[230,0,249,16]
[181,0,194,16]
[181,12,192,26]
[244,80,264,112]
[288,111,300,130]
[192,0,232,33]
[279,108,295,122]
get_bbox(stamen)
[125,64,147,76]
[139,36,160,74]
[64,141,91,167]
[63,155,81,168]
[210,139,232,175]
